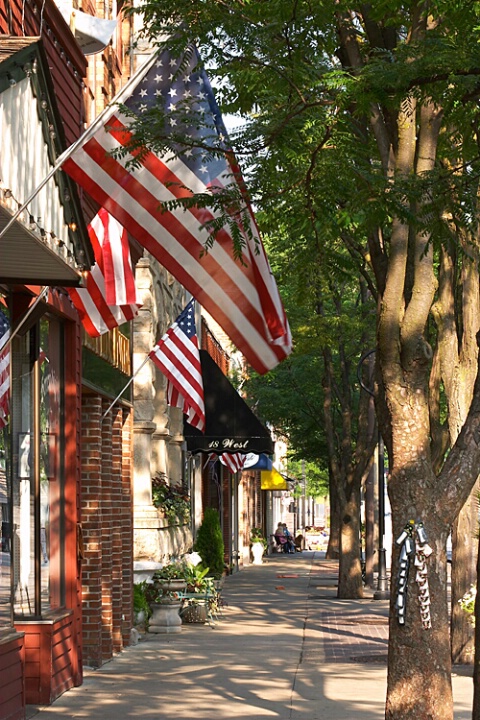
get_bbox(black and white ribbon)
[395,520,433,629]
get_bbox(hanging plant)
[151,474,190,524]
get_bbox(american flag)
[0,310,10,429]
[67,210,141,337]
[149,299,205,431]
[220,453,247,474]
[94,208,138,307]
[62,47,291,375]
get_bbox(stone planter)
[148,602,183,634]
[251,541,266,565]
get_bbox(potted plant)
[250,527,268,565]
[133,581,152,629]
[145,562,188,634]
[151,474,190,525]
[180,563,216,624]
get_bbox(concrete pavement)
[26,551,473,719]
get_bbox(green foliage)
[286,460,329,499]
[151,475,190,525]
[183,563,215,594]
[250,527,268,549]
[194,508,225,579]
[133,581,152,622]
[151,562,186,581]
[459,586,476,626]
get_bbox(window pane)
[0,299,11,626]
[12,331,34,616]
[39,317,64,611]
[0,424,11,626]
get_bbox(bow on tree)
[395,520,433,630]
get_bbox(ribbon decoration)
[395,520,433,629]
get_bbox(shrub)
[194,507,225,579]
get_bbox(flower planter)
[251,541,265,565]
[148,602,183,634]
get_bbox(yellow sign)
[260,468,288,490]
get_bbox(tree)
[130,3,480,718]
[246,253,377,594]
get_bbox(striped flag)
[220,453,247,474]
[67,210,141,337]
[93,208,138,306]
[0,310,10,429]
[149,299,205,431]
[62,47,292,375]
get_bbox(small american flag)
[220,453,247,474]
[62,46,291,374]
[0,310,10,429]
[149,299,205,431]
[67,210,141,337]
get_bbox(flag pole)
[101,354,151,420]
[0,52,160,244]
[0,287,49,353]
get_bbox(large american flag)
[149,299,205,431]
[67,209,141,337]
[62,47,291,375]
[0,310,10,429]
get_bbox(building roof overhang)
[0,37,93,286]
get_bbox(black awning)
[184,351,273,455]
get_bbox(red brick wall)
[0,632,25,720]
[80,395,133,668]
[80,396,103,667]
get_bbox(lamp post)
[373,434,389,599]
[357,350,390,600]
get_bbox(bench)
[178,579,224,627]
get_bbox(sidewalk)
[27,551,473,719]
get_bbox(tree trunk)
[473,531,480,720]
[385,452,453,720]
[337,487,364,598]
[386,504,452,720]
[326,478,341,558]
[451,485,479,664]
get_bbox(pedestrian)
[282,524,295,553]
[274,522,288,552]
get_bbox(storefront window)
[11,315,65,617]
